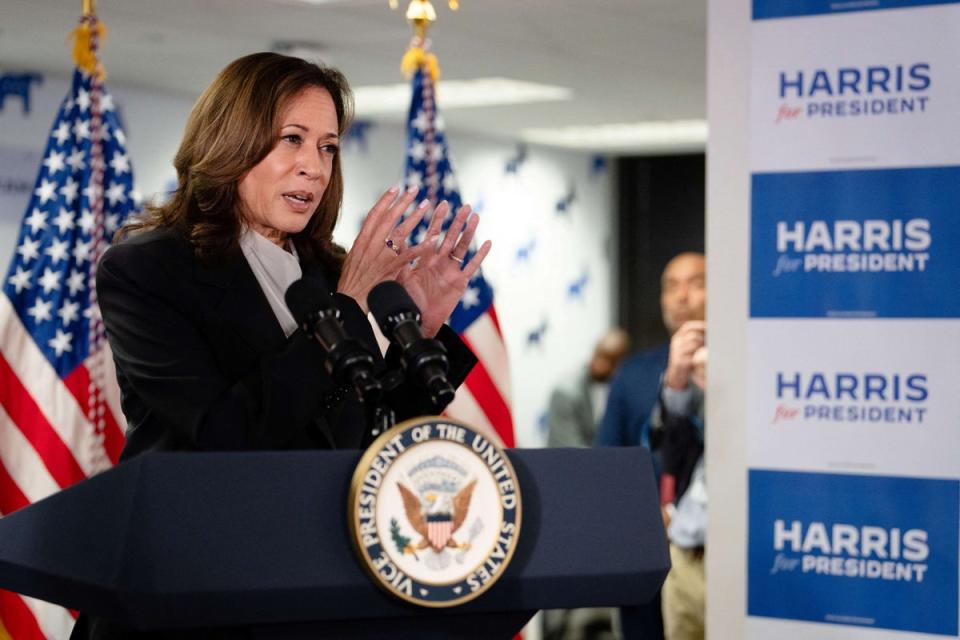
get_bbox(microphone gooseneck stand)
[367,280,457,413]
[285,277,458,449]
[285,277,394,448]
[360,368,403,448]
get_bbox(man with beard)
[595,252,705,640]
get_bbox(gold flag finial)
[398,0,443,81]
[405,0,437,40]
[391,0,458,15]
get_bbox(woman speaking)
[101,52,487,459]
[71,52,489,638]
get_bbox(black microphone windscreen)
[285,277,334,325]
[368,281,420,324]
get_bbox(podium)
[0,447,668,638]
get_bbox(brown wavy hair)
[121,52,353,274]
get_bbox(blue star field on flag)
[402,67,493,334]
[3,69,141,379]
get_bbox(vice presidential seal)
[348,417,522,607]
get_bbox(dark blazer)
[72,228,477,638]
[593,343,670,450]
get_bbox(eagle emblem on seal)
[397,479,477,553]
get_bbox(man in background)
[546,327,631,448]
[595,251,706,640]
[595,252,705,452]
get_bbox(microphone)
[285,278,381,405]
[367,281,456,412]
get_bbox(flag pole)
[391,0,516,448]
[400,1,441,204]
[73,0,112,454]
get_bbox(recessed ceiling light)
[352,78,572,116]
[521,120,708,153]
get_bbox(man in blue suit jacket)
[594,252,705,640]
[594,342,669,450]
[596,252,704,453]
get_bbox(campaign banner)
[743,0,960,635]
[751,3,960,172]
[748,469,959,636]
[750,165,960,318]
[754,0,960,20]
[747,320,960,477]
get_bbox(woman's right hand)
[337,185,428,312]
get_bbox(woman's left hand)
[398,201,492,337]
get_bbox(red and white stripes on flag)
[0,14,139,636]
[402,63,516,449]
[445,308,514,447]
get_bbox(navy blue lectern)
[0,448,668,638]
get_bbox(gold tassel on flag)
[70,0,107,79]
[401,44,440,82]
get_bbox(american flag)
[0,61,140,638]
[402,67,515,448]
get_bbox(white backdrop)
[0,68,615,449]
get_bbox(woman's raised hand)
[337,185,428,311]
[397,200,492,337]
[338,189,491,336]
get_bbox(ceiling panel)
[0,0,706,152]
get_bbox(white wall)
[0,70,615,449]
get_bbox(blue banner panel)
[754,0,960,20]
[748,469,959,635]
[750,166,960,318]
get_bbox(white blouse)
[239,227,302,338]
